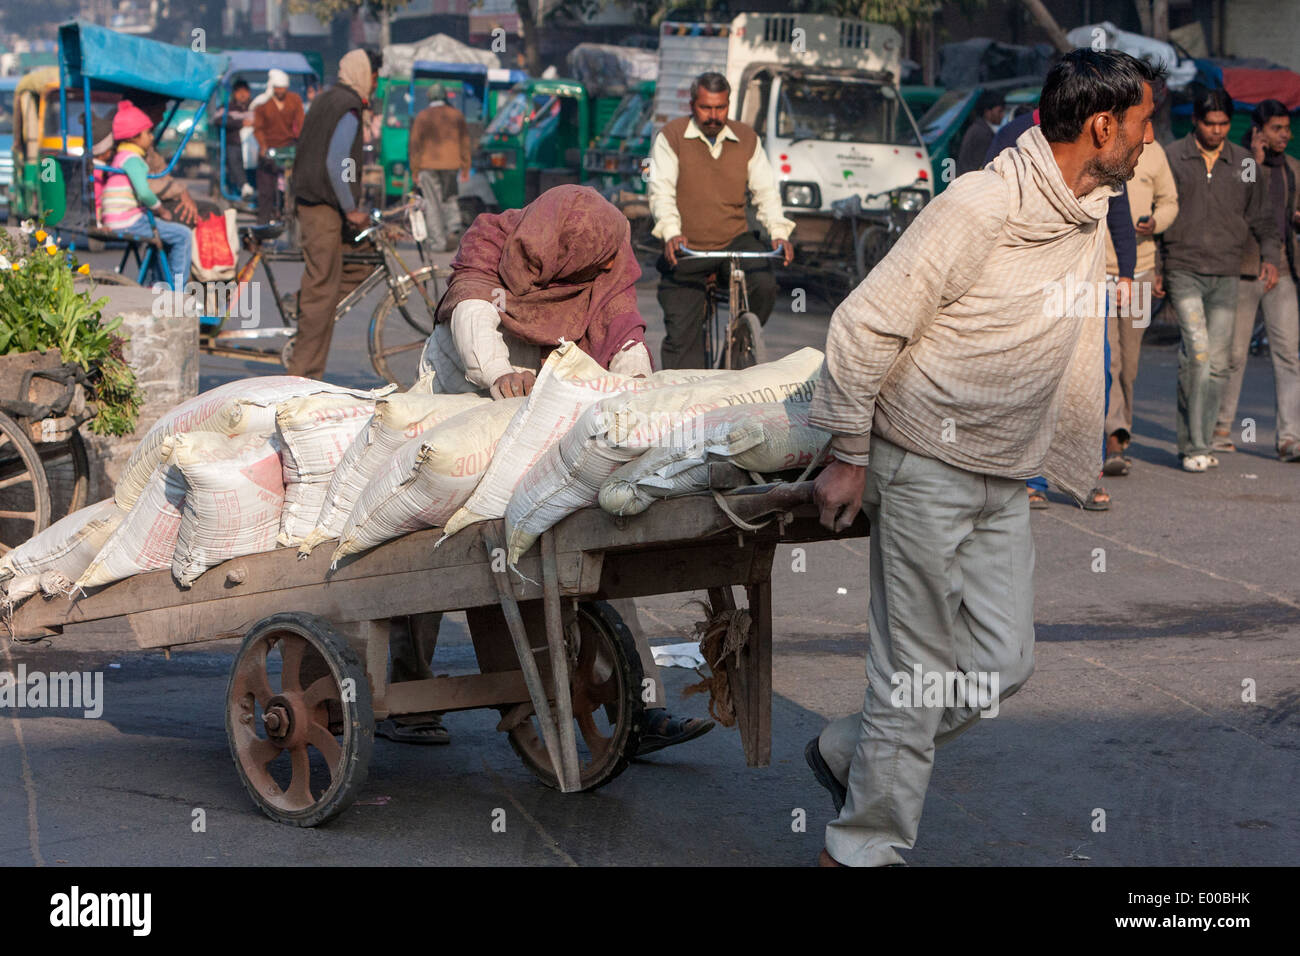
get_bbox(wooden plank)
[383,670,533,716]
[542,529,580,792]
[0,349,63,402]
[595,545,758,600]
[744,577,773,767]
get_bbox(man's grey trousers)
[818,437,1037,866]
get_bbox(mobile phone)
[1137,215,1151,224]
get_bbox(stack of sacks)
[299,391,489,555]
[69,376,390,591]
[172,433,286,587]
[0,500,123,605]
[275,393,382,546]
[331,397,526,565]
[597,400,833,517]
[441,342,722,539]
[500,347,826,565]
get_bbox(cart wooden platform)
[6,479,867,826]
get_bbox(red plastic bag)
[195,212,235,270]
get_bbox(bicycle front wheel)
[369,265,444,388]
[728,312,767,370]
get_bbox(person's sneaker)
[1181,454,1209,473]
[1205,454,1220,468]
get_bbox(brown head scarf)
[338,50,373,104]
[435,185,647,368]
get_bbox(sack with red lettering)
[331,397,524,564]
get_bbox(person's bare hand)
[1250,127,1267,166]
[460,169,470,183]
[178,194,198,227]
[1115,276,1133,314]
[813,458,866,533]
[155,205,173,221]
[774,237,794,266]
[664,235,686,268]
[1260,261,1279,292]
[345,208,370,229]
[1153,273,1165,298]
[1134,217,1155,237]
[493,370,536,399]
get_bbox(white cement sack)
[300,391,489,554]
[80,444,187,589]
[276,393,378,546]
[0,499,123,587]
[444,342,723,537]
[172,433,287,588]
[115,376,394,511]
[332,397,525,564]
[3,570,78,607]
[599,402,832,517]
[500,351,826,563]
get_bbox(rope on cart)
[683,598,752,727]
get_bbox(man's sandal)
[635,709,714,757]
[376,716,451,745]
[1102,454,1130,476]
[1082,486,1111,511]
[1028,489,1049,509]
[1279,440,1300,462]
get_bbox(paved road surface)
[1,239,1296,866]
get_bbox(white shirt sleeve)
[608,341,653,377]
[449,299,516,389]
[747,140,795,241]
[648,131,682,242]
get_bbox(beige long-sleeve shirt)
[808,126,1114,504]
[1106,139,1178,276]
[648,118,794,243]
[419,299,652,397]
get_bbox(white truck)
[654,14,931,266]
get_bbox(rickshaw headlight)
[487,151,516,170]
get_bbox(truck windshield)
[776,78,920,147]
[607,94,645,139]
[486,91,557,137]
[385,90,413,128]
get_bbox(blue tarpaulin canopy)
[222,50,315,82]
[59,20,225,102]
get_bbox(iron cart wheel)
[728,312,767,370]
[226,613,373,827]
[508,601,645,792]
[369,264,443,388]
[0,412,52,556]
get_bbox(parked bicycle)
[830,179,929,287]
[201,200,443,388]
[675,246,784,370]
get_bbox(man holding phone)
[1214,99,1300,461]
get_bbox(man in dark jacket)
[955,90,1005,176]
[288,49,377,379]
[1161,89,1279,472]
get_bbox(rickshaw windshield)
[44,89,122,140]
[486,90,557,137]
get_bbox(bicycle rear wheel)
[369,265,444,388]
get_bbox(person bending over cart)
[99,100,192,288]
[382,185,714,755]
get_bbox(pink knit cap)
[112,99,153,141]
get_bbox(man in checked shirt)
[804,49,1161,867]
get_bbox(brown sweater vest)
[662,117,757,250]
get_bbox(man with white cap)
[253,68,305,224]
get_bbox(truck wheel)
[226,612,373,827]
[508,601,645,792]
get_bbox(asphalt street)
[0,239,1297,866]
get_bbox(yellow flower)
[45,243,58,256]
[35,229,48,242]
[10,263,19,271]
[78,263,91,275]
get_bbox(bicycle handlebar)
[677,245,785,260]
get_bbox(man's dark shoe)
[805,736,847,814]
[635,708,714,757]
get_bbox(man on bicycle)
[253,69,304,225]
[648,71,794,370]
[289,49,378,379]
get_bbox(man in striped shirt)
[804,50,1160,867]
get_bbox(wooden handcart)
[0,349,92,555]
[7,479,866,827]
